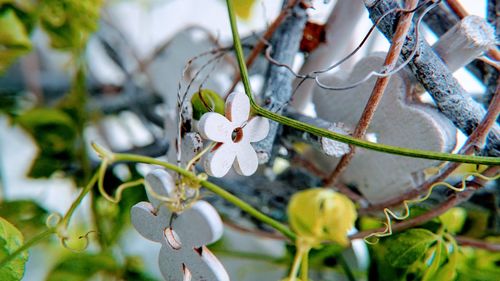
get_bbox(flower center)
[231,127,243,143]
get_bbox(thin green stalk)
[225,0,499,166]
[1,171,99,269]
[338,253,357,281]
[111,152,296,241]
[90,191,108,250]
[288,247,305,281]
[62,172,99,228]
[0,228,56,268]
[300,249,310,281]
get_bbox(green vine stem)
[0,228,55,269]
[300,248,310,281]
[92,143,297,241]
[338,253,357,281]
[288,246,306,281]
[224,0,499,166]
[61,173,99,228]
[0,172,99,268]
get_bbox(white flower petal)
[233,142,259,176]
[204,143,236,177]
[243,116,269,143]
[198,112,233,143]
[226,92,250,126]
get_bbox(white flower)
[198,92,269,177]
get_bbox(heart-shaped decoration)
[312,54,457,203]
[131,169,229,281]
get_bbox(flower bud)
[288,189,357,247]
[191,89,225,120]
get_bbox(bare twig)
[254,1,309,164]
[445,0,469,18]
[367,0,500,157]
[432,15,496,73]
[423,2,498,105]
[325,0,419,186]
[350,166,499,240]
[446,0,500,65]
[455,236,500,252]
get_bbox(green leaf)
[0,216,29,281]
[432,243,458,281]
[0,201,49,240]
[384,228,438,268]
[122,256,160,281]
[422,241,444,281]
[39,0,103,50]
[46,253,118,281]
[462,210,489,237]
[191,89,225,120]
[0,8,32,73]
[456,237,500,281]
[16,108,78,178]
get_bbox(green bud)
[191,89,225,120]
[288,189,357,247]
[439,207,466,234]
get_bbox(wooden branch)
[446,0,500,65]
[424,1,460,36]
[290,0,365,112]
[254,1,308,164]
[432,15,495,73]
[360,87,500,213]
[487,0,499,41]
[350,166,498,240]
[282,110,350,157]
[423,2,499,106]
[445,0,469,18]
[325,0,419,186]
[455,236,500,252]
[366,0,500,157]
[351,189,474,240]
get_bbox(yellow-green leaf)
[46,253,118,281]
[287,189,357,247]
[0,217,29,281]
[0,8,32,73]
[39,0,103,50]
[384,228,438,268]
[16,108,78,178]
[0,201,49,240]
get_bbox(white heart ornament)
[312,54,457,203]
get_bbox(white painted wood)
[433,15,496,73]
[312,54,457,203]
[167,132,204,169]
[291,0,365,112]
[197,92,269,177]
[131,169,229,281]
